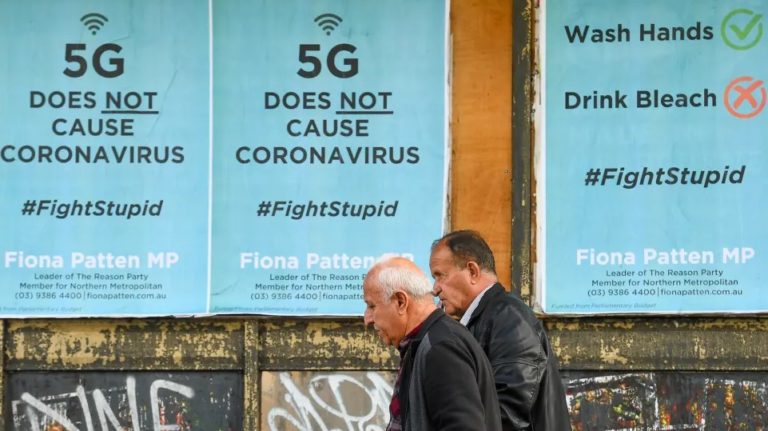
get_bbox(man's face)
[363,279,406,346]
[429,244,473,319]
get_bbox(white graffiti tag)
[267,372,393,431]
[12,377,194,431]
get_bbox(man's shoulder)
[483,286,539,324]
[423,313,478,347]
[427,311,470,336]
[471,287,550,364]
[469,286,545,346]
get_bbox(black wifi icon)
[81,13,108,35]
[314,13,342,35]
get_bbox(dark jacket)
[398,309,502,431]
[466,284,571,431]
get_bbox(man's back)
[466,284,571,431]
[400,309,502,431]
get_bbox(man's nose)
[364,310,373,326]
[432,284,442,297]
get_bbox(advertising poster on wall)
[0,0,210,316]
[211,0,448,315]
[538,0,766,313]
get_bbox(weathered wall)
[260,371,394,431]
[563,371,768,430]
[8,371,242,430]
[257,370,768,431]
[3,320,248,430]
[6,317,768,429]
[3,1,768,430]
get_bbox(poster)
[538,0,766,313]
[210,0,448,315]
[0,0,210,316]
[0,0,448,317]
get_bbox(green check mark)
[722,9,763,50]
[730,13,763,39]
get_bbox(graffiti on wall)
[8,372,242,431]
[9,370,766,430]
[262,371,768,431]
[261,371,395,431]
[563,371,768,431]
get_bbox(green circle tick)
[722,8,763,50]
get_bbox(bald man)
[363,257,501,431]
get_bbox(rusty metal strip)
[243,320,260,431]
[548,317,768,371]
[512,0,534,302]
[5,319,243,370]
[259,318,397,370]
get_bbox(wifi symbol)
[314,13,342,36]
[81,13,108,35]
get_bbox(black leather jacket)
[465,284,572,431]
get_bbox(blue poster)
[211,0,448,315]
[0,0,210,316]
[540,0,767,313]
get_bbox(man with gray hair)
[363,256,501,431]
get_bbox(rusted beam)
[548,317,768,371]
[259,318,397,370]
[243,320,260,431]
[5,319,242,370]
[512,0,534,301]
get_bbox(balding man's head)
[367,257,433,303]
[363,257,436,347]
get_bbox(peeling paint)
[693,336,707,360]
[547,317,768,370]
[4,316,768,430]
[599,341,629,365]
[6,320,242,370]
[258,319,397,370]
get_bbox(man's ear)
[394,291,409,314]
[467,261,482,281]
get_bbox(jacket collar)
[466,283,505,327]
[412,308,444,340]
[399,309,444,364]
[399,308,445,354]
